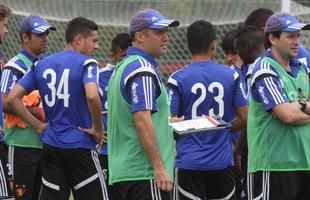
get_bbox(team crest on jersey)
[15,184,27,198]
[132,82,139,104]
[258,86,269,104]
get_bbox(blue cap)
[265,12,310,34]
[20,15,56,35]
[129,9,179,35]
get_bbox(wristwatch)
[298,99,307,113]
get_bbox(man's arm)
[82,82,106,144]
[133,110,172,191]
[6,84,45,133]
[272,102,310,124]
[231,105,248,132]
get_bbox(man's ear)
[75,34,84,46]
[134,31,146,43]
[21,32,30,43]
[210,40,216,51]
[269,34,277,46]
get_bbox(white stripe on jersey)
[250,62,277,87]
[84,58,98,66]
[4,61,27,75]
[263,61,285,104]
[1,69,11,93]
[123,58,160,86]
[167,77,178,87]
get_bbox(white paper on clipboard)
[170,116,231,135]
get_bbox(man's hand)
[154,167,173,191]
[170,115,185,123]
[79,127,107,149]
[36,122,47,135]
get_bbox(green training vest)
[107,55,174,184]
[4,53,42,149]
[248,57,310,172]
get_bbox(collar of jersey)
[126,46,157,67]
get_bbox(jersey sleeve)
[128,75,158,113]
[1,69,19,94]
[251,73,288,111]
[17,68,36,92]
[166,76,182,116]
[83,60,99,85]
[232,71,249,108]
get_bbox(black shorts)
[99,154,120,200]
[38,144,108,200]
[174,167,236,200]
[247,171,310,200]
[7,145,41,200]
[0,142,14,199]
[112,179,172,200]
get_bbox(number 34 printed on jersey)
[191,82,224,118]
[43,69,70,107]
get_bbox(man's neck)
[271,48,291,71]
[191,54,212,63]
[235,57,243,69]
[22,46,39,58]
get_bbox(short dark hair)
[187,20,216,55]
[235,26,265,63]
[221,29,238,54]
[0,4,11,21]
[65,17,98,44]
[111,33,132,53]
[264,31,281,49]
[235,26,264,48]
[244,8,274,28]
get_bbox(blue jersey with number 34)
[167,61,248,170]
[18,50,99,150]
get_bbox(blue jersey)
[297,45,310,68]
[98,63,115,155]
[251,51,310,111]
[120,46,162,113]
[18,50,99,150]
[167,61,248,170]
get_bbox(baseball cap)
[265,12,310,34]
[20,15,56,35]
[129,9,179,35]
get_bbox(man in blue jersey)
[6,17,108,200]
[98,32,132,200]
[167,20,248,200]
[232,25,265,200]
[0,4,13,200]
[1,14,54,200]
[1,15,55,200]
[247,12,310,200]
[107,9,179,200]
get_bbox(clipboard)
[170,115,232,135]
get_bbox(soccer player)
[247,12,310,200]
[221,29,240,67]
[98,32,132,199]
[1,14,55,200]
[167,20,248,200]
[107,8,179,200]
[233,25,265,200]
[0,4,12,199]
[6,17,108,200]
